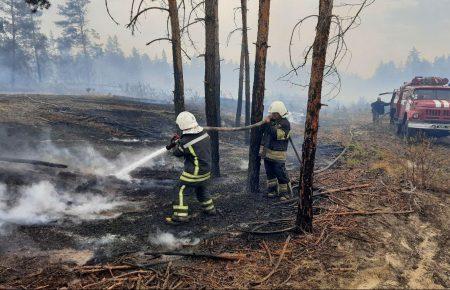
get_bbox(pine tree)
[55,0,98,83]
[0,0,47,86]
[204,0,221,177]
[247,0,271,193]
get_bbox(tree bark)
[296,0,333,233]
[235,42,245,127]
[246,0,270,194]
[242,0,251,143]
[204,0,221,177]
[168,0,185,116]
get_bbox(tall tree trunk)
[79,21,91,84]
[30,15,42,83]
[10,0,16,87]
[235,43,245,127]
[168,0,185,116]
[296,0,333,233]
[204,0,221,177]
[246,0,270,194]
[242,0,251,143]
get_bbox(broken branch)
[144,251,245,261]
[251,235,291,285]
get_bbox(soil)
[0,94,448,288]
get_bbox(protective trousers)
[264,159,292,198]
[172,181,215,220]
[372,112,381,124]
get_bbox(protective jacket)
[371,100,390,115]
[173,130,211,183]
[261,118,291,162]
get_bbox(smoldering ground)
[0,126,181,235]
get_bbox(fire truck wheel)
[396,122,403,136]
[402,121,418,140]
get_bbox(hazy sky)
[40,0,450,78]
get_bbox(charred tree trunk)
[168,0,185,116]
[242,0,251,143]
[204,0,221,177]
[235,41,245,127]
[296,0,333,233]
[246,0,270,194]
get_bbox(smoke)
[37,143,117,176]
[149,231,200,251]
[0,181,124,233]
[239,160,248,170]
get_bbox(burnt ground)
[0,94,448,289]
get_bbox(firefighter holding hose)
[165,111,216,224]
[261,101,293,200]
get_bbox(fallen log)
[77,265,135,273]
[317,183,371,196]
[0,157,68,169]
[144,251,245,261]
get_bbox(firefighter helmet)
[176,111,202,133]
[268,101,288,117]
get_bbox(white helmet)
[176,111,203,134]
[268,101,288,117]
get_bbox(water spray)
[114,147,168,179]
[113,120,273,180]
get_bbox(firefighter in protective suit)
[261,101,293,200]
[165,111,216,224]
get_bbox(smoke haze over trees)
[1,0,450,109]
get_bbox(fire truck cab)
[391,77,450,137]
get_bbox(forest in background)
[1,0,450,110]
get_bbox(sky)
[39,0,450,79]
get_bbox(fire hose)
[197,120,302,164]
[202,120,265,132]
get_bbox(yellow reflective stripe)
[173,212,188,217]
[188,146,199,175]
[276,129,287,140]
[204,204,215,211]
[178,185,185,206]
[180,175,211,183]
[267,178,278,186]
[173,205,188,210]
[181,171,210,179]
[265,149,287,161]
[201,199,213,206]
[279,183,288,190]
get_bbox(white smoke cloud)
[37,143,117,176]
[149,231,200,251]
[27,140,170,178]
[0,181,124,233]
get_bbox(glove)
[166,133,180,150]
[171,133,180,143]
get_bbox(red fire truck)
[389,77,450,138]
